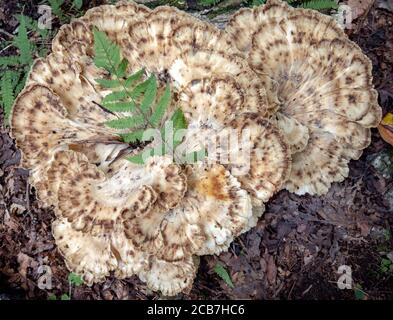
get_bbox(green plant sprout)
[93,29,205,165]
[214,262,235,288]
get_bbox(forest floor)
[0,0,393,300]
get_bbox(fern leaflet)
[105,115,145,129]
[14,15,33,65]
[150,84,171,127]
[93,29,121,75]
[300,0,338,10]
[93,29,190,165]
[1,71,15,124]
[140,75,157,113]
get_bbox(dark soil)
[1,0,393,300]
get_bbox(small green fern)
[214,263,235,288]
[47,0,67,23]
[1,71,15,121]
[198,0,220,6]
[0,56,21,67]
[46,0,84,23]
[300,0,338,10]
[14,15,33,66]
[93,29,188,165]
[250,0,338,10]
[0,12,54,125]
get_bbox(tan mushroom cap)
[169,49,270,116]
[52,1,150,57]
[139,255,197,297]
[177,80,291,204]
[227,114,291,203]
[10,85,118,183]
[48,151,192,289]
[26,53,111,124]
[120,5,239,75]
[44,151,186,237]
[226,0,382,195]
[162,163,253,257]
[178,76,245,129]
[46,150,255,294]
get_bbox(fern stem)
[94,30,181,163]
[92,101,118,117]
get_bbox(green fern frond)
[171,108,187,132]
[300,0,338,10]
[140,75,157,113]
[125,69,145,87]
[102,90,128,104]
[117,58,129,78]
[120,130,145,143]
[15,14,49,38]
[1,71,16,123]
[0,56,21,68]
[95,78,121,88]
[93,29,121,75]
[14,15,33,65]
[150,84,170,127]
[104,101,136,112]
[105,115,145,129]
[93,29,189,164]
[47,0,67,22]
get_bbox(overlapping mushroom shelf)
[10,0,381,296]
[226,0,381,195]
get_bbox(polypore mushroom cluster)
[10,0,381,295]
[226,0,382,195]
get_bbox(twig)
[301,284,313,297]
[0,28,14,38]
[0,44,12,54]
[25,179,30,212]
[92,101,118,117]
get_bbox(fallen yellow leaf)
[378,113,393,146]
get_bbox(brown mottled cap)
[119,5,236,74]
[10,85,117,184]
[226,0,382,195]
[169,49,270,116]
[139,255,196,297]
[48,151,191,289]
[227,114,291,204]
[168,163,253,256]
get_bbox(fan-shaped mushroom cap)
[227,114,291,203]
[53,218,119,284]
[177,76,291,205]
[178,76,244,129]
[162,163,253,257]
[45,150,255,294]
[226,0,382,195]
[43,151,185,237]
[120,5,240,75]
[52,1,150,57]
[26,53,111,123]
[47,151,191,287]
[170,49,270,115]
[10,84,118,186]
[139,255,196,296]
